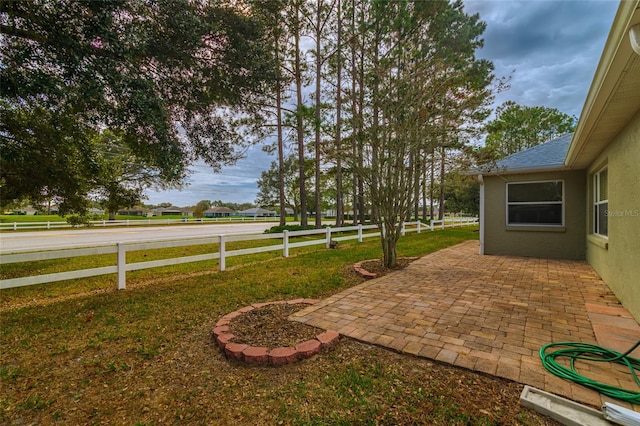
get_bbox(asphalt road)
[0,223,276,253]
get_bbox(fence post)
[14,222,17,231]
[219,235,226,271]
[117,242,126,290]
[401,222,406,236]
[47,221,51,230]
[358,224,363,242]
[441,220,445,230]
[283,230,289,257]
[325,227,332,249]
[417,221,421,233]
[430,220,434,232]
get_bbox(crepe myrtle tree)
[347,0,494,268]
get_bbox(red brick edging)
[353,261,378,279]
[213,299,340,366]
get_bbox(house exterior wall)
[483,170,586,259]
[585,110,640,321]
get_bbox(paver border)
[213,299,340,366]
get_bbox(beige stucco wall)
[586,109,640,321]
[483,170,586,259]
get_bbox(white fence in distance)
[0,218,478,290]
[0,216,279,231]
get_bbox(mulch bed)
[228,303,323,349]
[359,257,415,275]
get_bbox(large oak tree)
[0,0,277,212]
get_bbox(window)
[506,181,564,226]
[593,167,608,237]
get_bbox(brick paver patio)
[291,240,640,410]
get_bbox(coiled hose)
[539,340,640,404]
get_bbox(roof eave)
[477,164,569,177]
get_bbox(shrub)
[264,224,315,234]
[65,214,92,227]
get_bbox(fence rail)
[0,218,477,290]
[0,216,280,231]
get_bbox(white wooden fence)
[0,218,477,291]
[0,216,279,231]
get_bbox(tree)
[291,0,310,227]
[91,130,171,220]
[346,0,494,268]
[193,200,212,218]
[256,155,313,221]
[0,0,276,212]
[484,101,576,158]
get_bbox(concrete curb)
[520,386,610,426]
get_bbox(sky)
[145,0,620,207]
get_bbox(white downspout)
[478,174,485,255]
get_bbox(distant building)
[236,207,277,217]
[152,206,184,216]
[117,206,149,216]
[203,207,235,217]
[13,206,38,215]
[88,208,105,216]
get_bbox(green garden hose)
[539,340,640,405]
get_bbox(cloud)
[146,144,277,206]
[465,0,618,116]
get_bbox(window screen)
[507,181,563,226]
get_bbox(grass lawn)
[0,214,66,223]
[0,227,557,425]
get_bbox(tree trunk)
[422,150,428,221]
[350,0,358,225]
[294,2,307,227]
[381,224,398,268]
[429,148,435,220]
[370,15,380,225]
[413,150,420,220]
[335,0,343,227]
[438,146,446,220]
[275,37,286,226]
[314,0,322,229]
[357,5,365,225]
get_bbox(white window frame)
[506,180,565,227]
[593,166,608,238]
